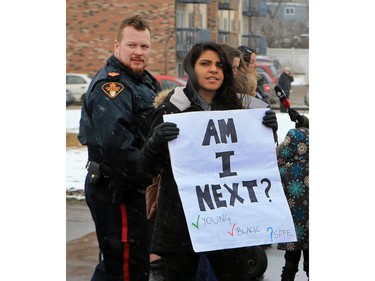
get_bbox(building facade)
[66,0,307,77]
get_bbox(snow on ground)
[291,74,306,86]
[66,109,308,195]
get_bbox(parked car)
[256,62,279,84]
[257,71,272,92]
[154,75,187,91]
[257,71,272,86]
[257,71,278,105]
[66,73,92,103]
[257,55,282,75]
[66,89,74,106]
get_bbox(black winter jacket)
[78,55,160,189]
[139,83,242,254]
[278,72,294,97]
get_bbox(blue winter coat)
[277,127,309,251]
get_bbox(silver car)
[66,73,92,103]
[66,89,74,106]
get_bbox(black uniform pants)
[163,247,249,281]
[84,175,149,281]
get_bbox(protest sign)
[163,108,296,252]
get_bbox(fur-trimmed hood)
[153,86,192,112]
[153,88,172,108]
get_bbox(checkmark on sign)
[228,223,236,236]
[192,215,200,229]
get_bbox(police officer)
[78,15,160,281]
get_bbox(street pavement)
[66,200,307,281]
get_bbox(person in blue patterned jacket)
[276,108,309,281]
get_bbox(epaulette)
[107,71,121,81]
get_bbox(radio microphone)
[274,85,291,109]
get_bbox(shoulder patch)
[101,82,124,99]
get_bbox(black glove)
[262,110,278,143]
[149,122,180,153]
[295,115,309,129]
[262,110,278,133]
[288,108,309,129]
[288,108,302,123]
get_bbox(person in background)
[139,41,278,281]
[78,15,160,281]
[220,43,270,110]
[237,46,270,106]
[220,44,275,140]
[276,108,309,280]
[219,43,257,97]
[278,67,294,112]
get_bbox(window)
[161,80,180,91]
[188,12,194,28]
[67,75,86,85]
[176,10,184,28]
[231,19,235,32]
[285,7,295,16]
[223,18,228,31]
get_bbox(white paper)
[164,108,296,252]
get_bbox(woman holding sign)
[139,41,278,281]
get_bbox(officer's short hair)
[117,15,151,41]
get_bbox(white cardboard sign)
[163,108,296,252]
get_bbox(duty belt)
[86,161,102,184]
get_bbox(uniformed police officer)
[78,15,160,281]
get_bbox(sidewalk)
[66,199,307,281]
[66,200,97,281]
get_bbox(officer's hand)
[262,110,278,133]
[149,122,180,152]
[288,108,301,123]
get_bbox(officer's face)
[114,26,151,75]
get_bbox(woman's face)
[194,50,224,95]
[247,53,257,70]
[232,57,240,76]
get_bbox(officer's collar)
[108,55,159,92]
[108,55,145,79]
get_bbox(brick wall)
[207,0,218,42]
[66,0,177,76]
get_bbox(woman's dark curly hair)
[183,41,242,110]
